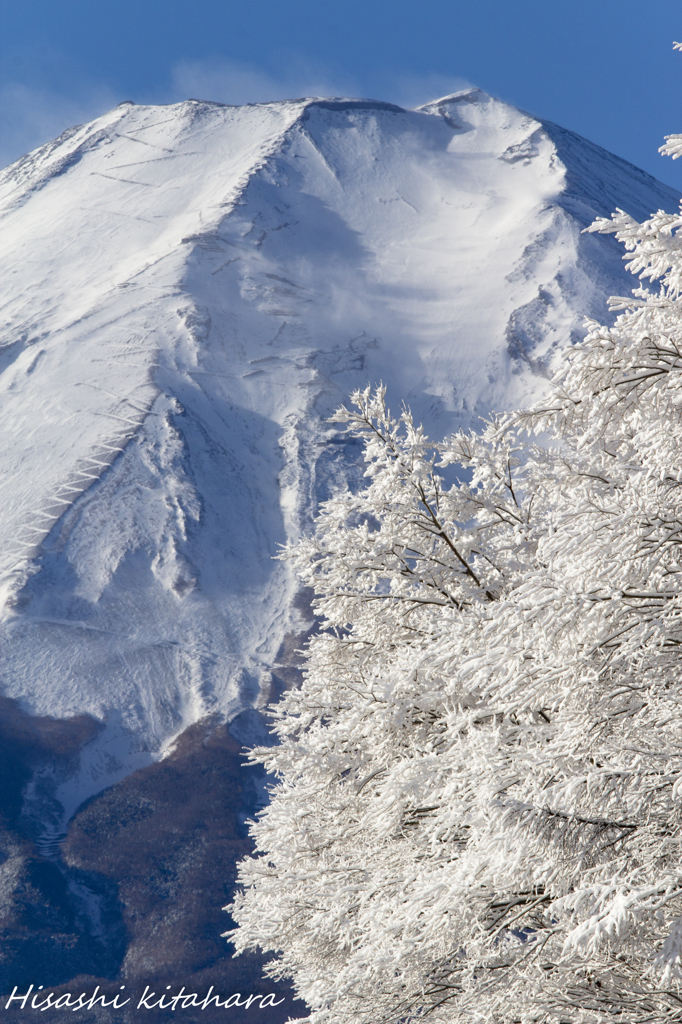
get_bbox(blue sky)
[1,0,680,186]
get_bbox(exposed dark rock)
[0,704,300,1022]
[0,699,118,998]
[0,696,102,830]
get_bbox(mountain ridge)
[0,89,679,821]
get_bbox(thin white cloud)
[169,56,357,106]
[0,81,118,170]
[0,58,353,172]
[383,71,476,109]
[0,58,475,172]
[169,58,474,111]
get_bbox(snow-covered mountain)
[0,89,678,828]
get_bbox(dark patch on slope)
[0,700,126,998]
[30,719,295,1023]
[0,697,101,829]
[0,704,297,1022]
[303,98,406,117]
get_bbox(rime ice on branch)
[229,58,682,1024]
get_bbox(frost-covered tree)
[228,100,682,1023]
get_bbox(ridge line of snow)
[0,89,679,811]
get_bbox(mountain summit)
[0,90,678,822]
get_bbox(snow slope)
[0,90,678,815]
